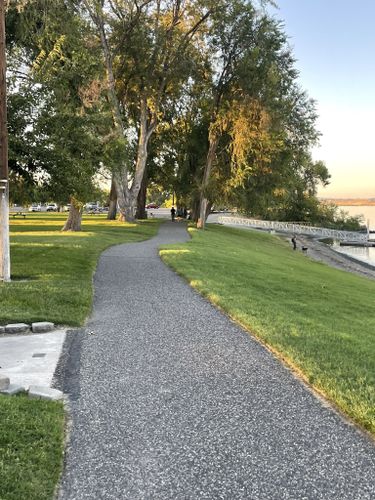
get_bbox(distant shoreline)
[320,199,375,206]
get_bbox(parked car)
[85,202,99,211]
[46,203,58,212]
[28,204,42,212]
[63,204,71,212]
[145,203,159,209]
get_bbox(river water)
[333,205,375,267]
[332,242,375,268]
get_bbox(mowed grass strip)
[160,224,375,434]
[0,213,161,325]
[0,395,65,500]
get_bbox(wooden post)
[0,2,10,281]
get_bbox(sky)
[269,0,375,199]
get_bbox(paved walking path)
[57,222,375,500]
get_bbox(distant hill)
[319,198,375,206]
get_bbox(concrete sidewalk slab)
[0,329,66,388]
[29,385,64,401]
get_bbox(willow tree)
[81,0,212,222]
[225,48,328,222]
[195,1,269,227]
[194,1,322,229]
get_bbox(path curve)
[57,221,374,500]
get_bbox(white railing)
[217,216,368,242]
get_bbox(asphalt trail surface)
[57,221,375,500]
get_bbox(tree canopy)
[6,0,332,229]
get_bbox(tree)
[192,1,325,228]
[81,0,212,222]
[195,2,280,227]
[6,0,110,230]
[6,0,329,232]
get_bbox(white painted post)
[0,179,10,281]
[0,3,10,282]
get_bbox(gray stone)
[0,383,26,395]
[31,322,55,333]
[0,374,10,390]
[0,326,5,334]
[28,385,63,401]
[5,323,30,334]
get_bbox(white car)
[29,204,41,212]
[85,202,101,213]
[46,203,58,212]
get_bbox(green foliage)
[7,0,330,224]
[6,0,111,205]
[6,84,53,203]
[315,203,365,231]
[149,1,328,222]
[146,183,170,207]
[161,224,375,433]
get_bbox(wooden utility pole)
[0,0,10,282]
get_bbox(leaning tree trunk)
[107,177,117,220]
[197,135,219,229]
[62,198,83,231]
[136,167,148,219]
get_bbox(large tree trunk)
[89,3,138,223]
[136,167,148,219]
[62,198,83,231]
[116,97,153,223]
[107,176,117,220]
[115,180,137,223]
[197,135,219,229]
[190,195,200,223]
[114,181,137,222]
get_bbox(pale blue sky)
[270,1,375,198]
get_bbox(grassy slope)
[0,213,161,325]
[160,224,375,434]
[0,213,160,500]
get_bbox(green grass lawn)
[160,224,375,434]
[0,213,161,325]
[0,395,65,500]
[0,213,161,500]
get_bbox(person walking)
[171,206,176,221]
